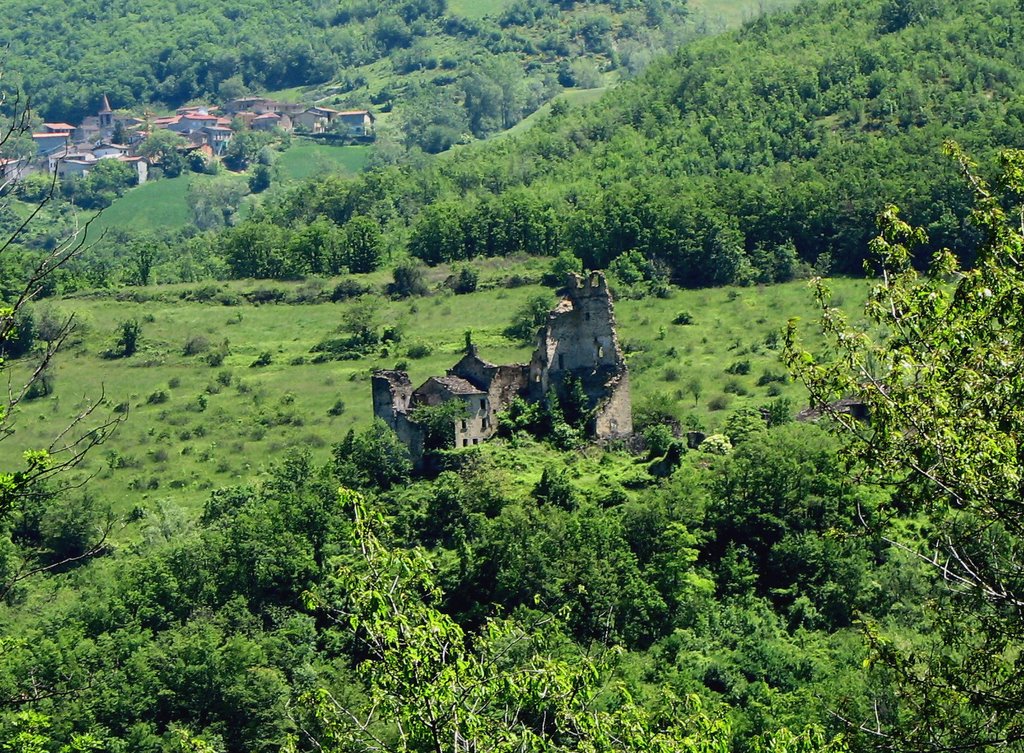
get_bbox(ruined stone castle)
[372,271,632,460]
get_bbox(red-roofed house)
[293,106,339,133]
[180,112,219,131]
[32,132,71,156]
[336,110,375,137]
[251,112,292,132]
[233,111,258,128]
[204,125,233,150]
[116,155,149,184]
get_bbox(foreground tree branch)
[786,143,1024,752]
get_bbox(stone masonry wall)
[370,270,632,459]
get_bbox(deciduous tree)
[786,144,1024,750]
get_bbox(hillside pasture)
[0,261,869,516]
[275,143,370,181]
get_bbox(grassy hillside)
[85,172,247,238]
[1,266,868,513]
[275,143,370,181]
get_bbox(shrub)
[250,351,273,367]
[331,278,369,301]
[708,394,731,411]
[146,390,169,405]
[114,319,141,357]
[24,369,54,400]
[388,261,428,298]
[757,368,786,385]
[186,284,221,302]
[183,335,210,356]
[726,360,751,375]
[452,265,479,294]
[292,278,325,304]
[724,379,748,395]
[245,287,287,305]
[504,293,553,344]
[763,396,793,426]
[328,399,347,416]
[542,250,580,287]
[406,342,432,359]
[634,393,678,429]
[643,423,676,457]
[699,434,732,454]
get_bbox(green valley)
[1,0,1024,751]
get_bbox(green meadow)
[84,171,249,238]
[275,143,370,181]
[2,263,869,516]
[447,0,514,18]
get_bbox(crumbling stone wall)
[449,349,529,435]
[370,270,632,460]
[527,272,632,438]
[371,370,425,459]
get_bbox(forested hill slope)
[232,0,1024,285]
[0,0,693,130]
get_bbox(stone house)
[92,141,130,159]
[251,112,292,132]
[32,131,71,156]
[293,106,339,133]
[372,271,632,465]
[335,110,375,137]
[55,157,95,180]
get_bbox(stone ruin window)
[461,419,467,431]
[480,398,486,410]
[585,312,591,321]
[558,354,565,369]
[462,439,468,447]
[598,345,605,358]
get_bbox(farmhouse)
[335,110,375,137]
[293,106,340,133]
[372,271,632,464]
[251,112,292,131]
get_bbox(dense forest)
[2,0,1024,750]
[16,0,1024,294]
[174,0,1024,288]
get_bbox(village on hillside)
[2,95,375,185]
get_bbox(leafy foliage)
[786,145,1024,750]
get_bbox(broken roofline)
[370,270,633,459]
